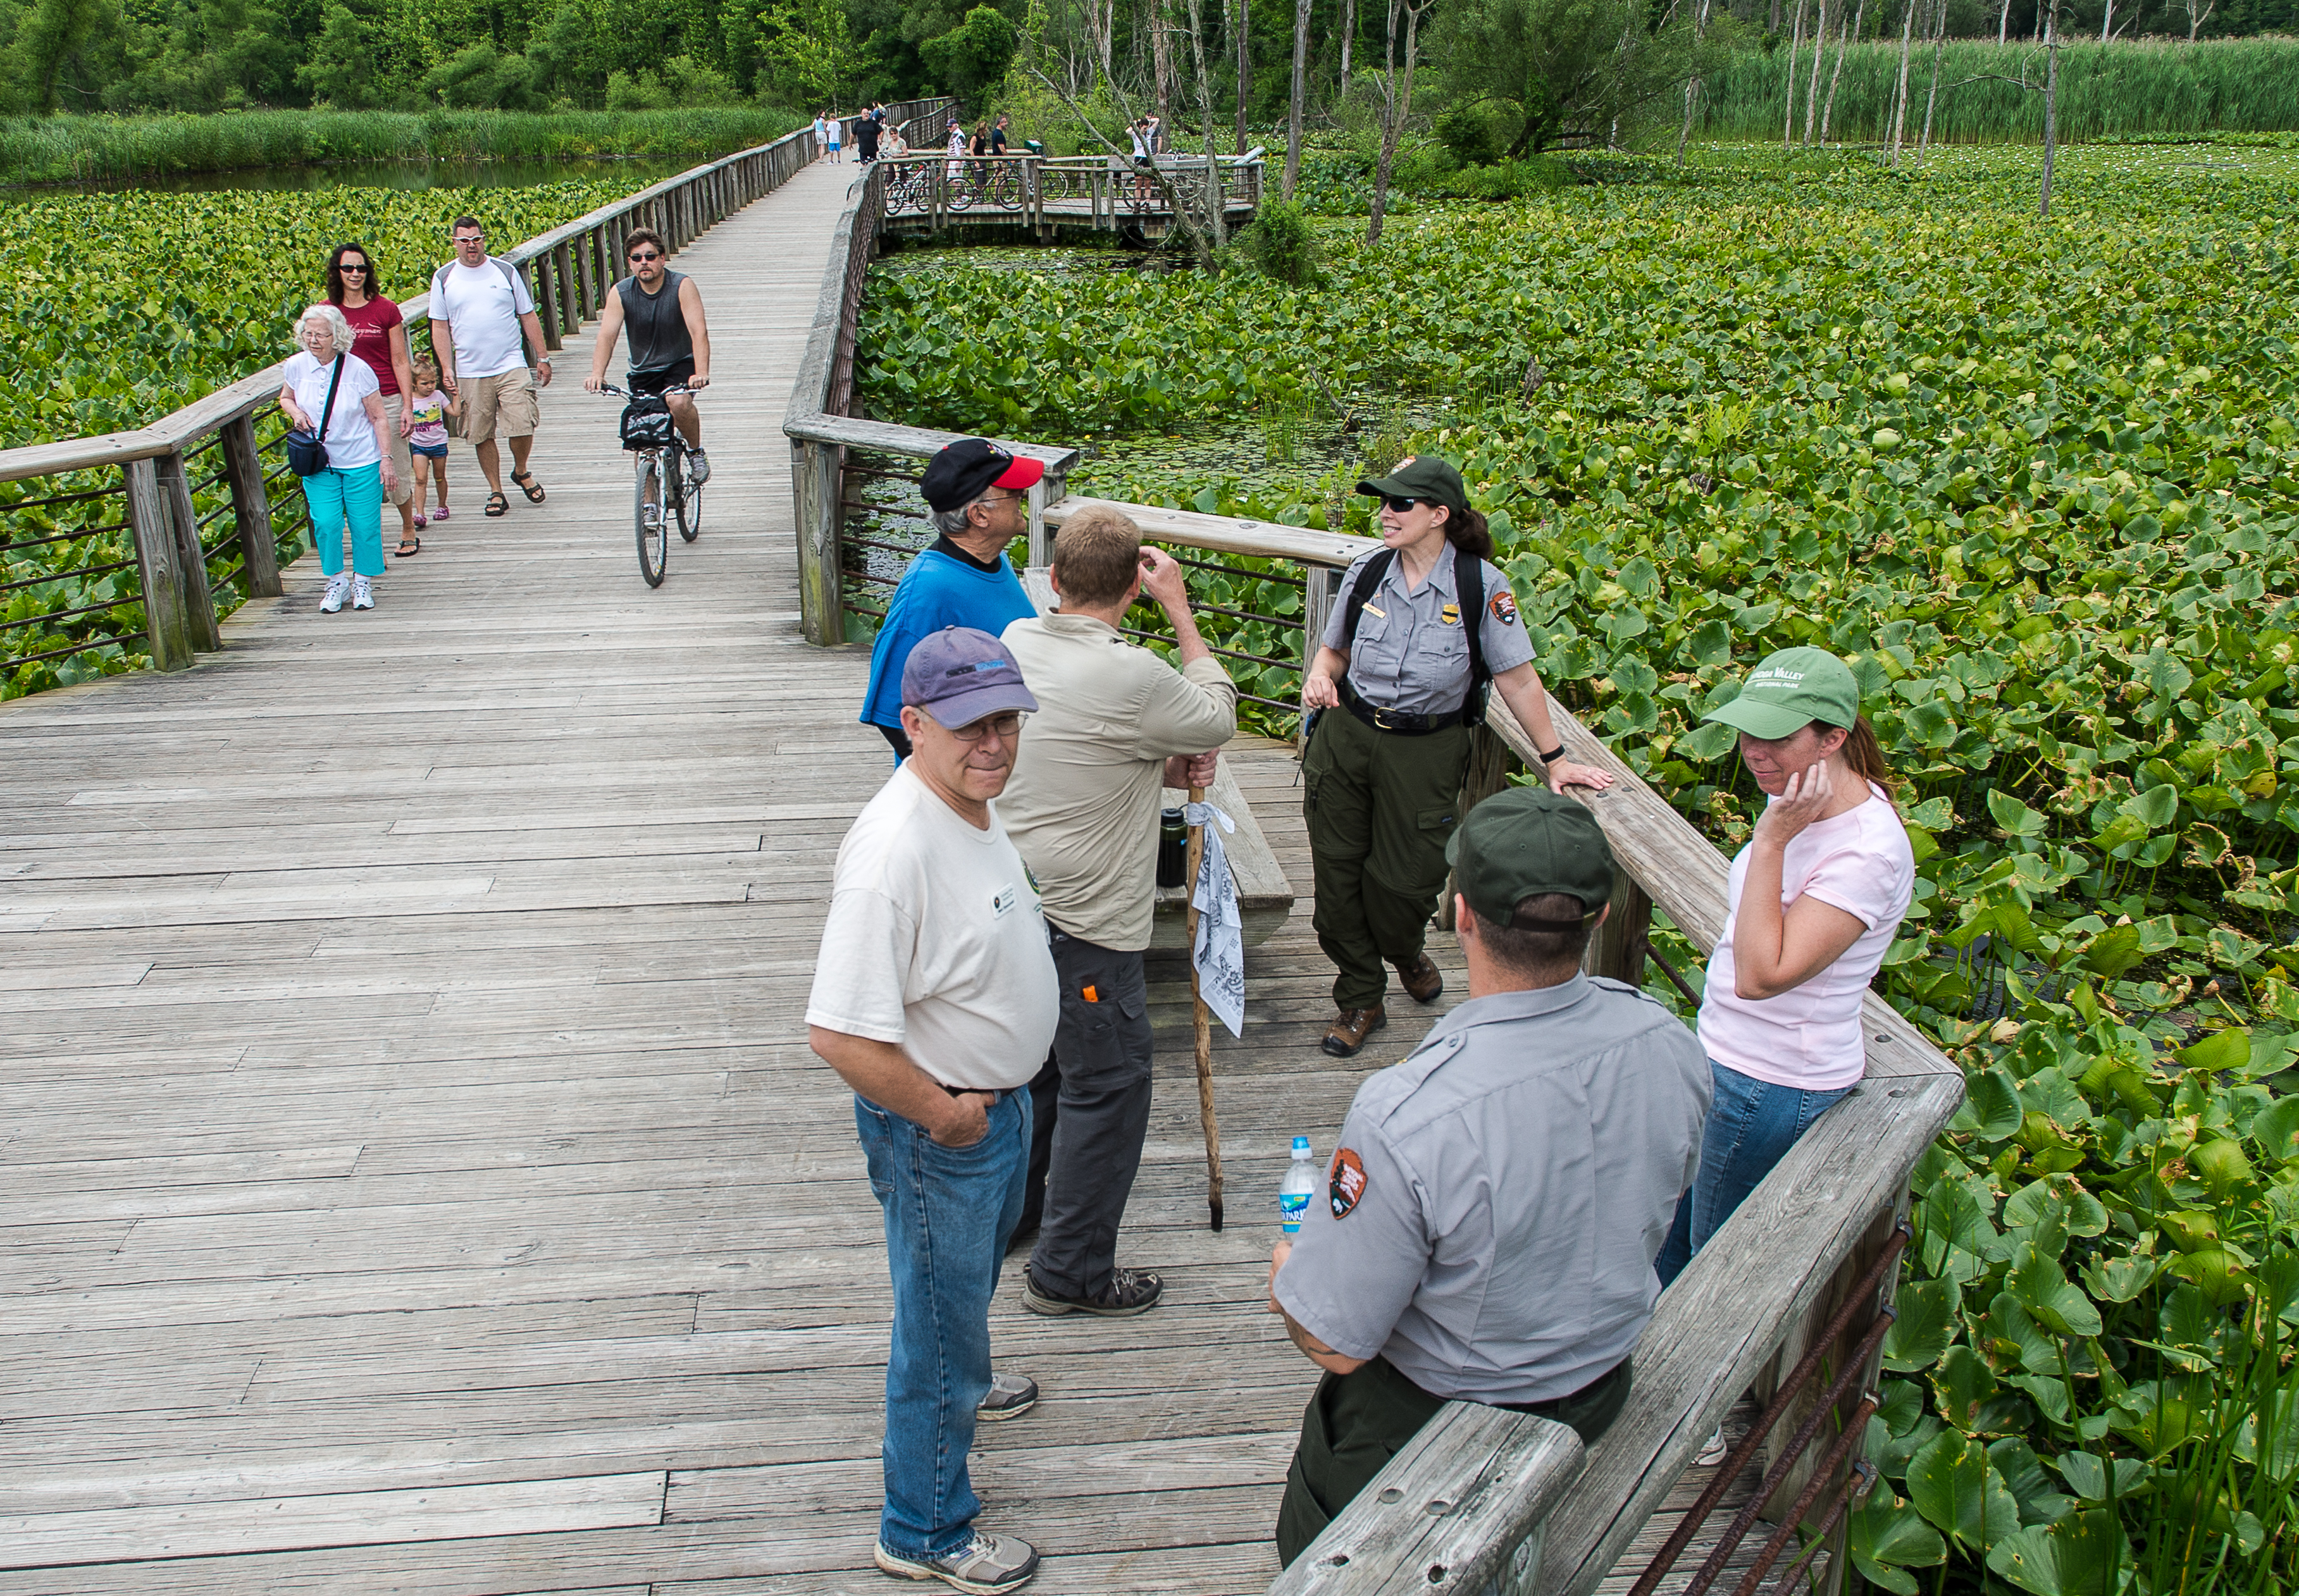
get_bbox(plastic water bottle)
[1280,1137,1317,1234]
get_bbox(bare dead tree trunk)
[1341,0,1353,86]
[1186,0,1229,245]
[2040,0,2061,214]
[1918,0,1947,157]
[2100,0,2114,40]
[1820,0,1865,141]
[1365,0,1429,247]
[1802,0,1828,144]
[1101,0,1115,79]
[1678,0,1715,166]
[1284,0,1310,195]
[1997,0,2010,44]
[1154,0,1176,127]
[1888,0,1916,168]
[1782,0,1806,153]
[1236,0,1250,153]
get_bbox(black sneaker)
[1022,1266,1163,1317]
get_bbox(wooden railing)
[0,116,857,688]
[873,148,1265,234]
[786,153,1967,1596]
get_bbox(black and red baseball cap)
[922,438,1045,512]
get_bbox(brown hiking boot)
[1392,951,1444,1005]
[1322,1005,1387,1058]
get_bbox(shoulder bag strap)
[316,355,347,440]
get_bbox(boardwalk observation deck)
[1,114,1957,1596]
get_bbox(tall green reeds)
[1693,35,2299,144]
[0,108,803,187]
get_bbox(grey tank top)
[617,271,692,375]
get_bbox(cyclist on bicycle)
[585,226,712,512]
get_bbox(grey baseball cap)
[900,626,1039,725]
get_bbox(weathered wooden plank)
[1050,495,1377,571]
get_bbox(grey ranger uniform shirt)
[1321,546,1538,716]
[1274,974,1711,1405]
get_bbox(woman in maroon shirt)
[327,243,421,557]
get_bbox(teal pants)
[1303,706,1472,1010]
[306,461,385,578]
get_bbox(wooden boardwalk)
[0,156,1412,1595]
[0,154,1801,1596]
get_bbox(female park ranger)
[1300,455,1612,1057]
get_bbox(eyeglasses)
[628,251,663,262]
[940,711,1025,744]
[1379,495,1425,514]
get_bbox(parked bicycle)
[947,161,1026,213]
[600,384,702,588]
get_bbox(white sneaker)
[641,502,662,529]
[687,448,710,486]
[351,576,374,610]
[319,575,349,613]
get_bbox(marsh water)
[16,155,695,195]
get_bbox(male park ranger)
[1265,787,1709,1565]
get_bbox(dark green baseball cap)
[1444,786,1616,929]
[1356,454,1468,514]
[1700,647,1861,740]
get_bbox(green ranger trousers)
[1302,705,1473,1010]
[1275,1355,1634,1569]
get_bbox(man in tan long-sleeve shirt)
[1000,505,1239,1317]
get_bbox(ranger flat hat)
[901,626,1040,725]
[1701,646,1861,740]
[1444,786,1616,929]
[1354,454,1468,514]
[921,438,1045,512]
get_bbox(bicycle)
[600,383,703,588]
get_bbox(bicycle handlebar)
[596,383,697,397]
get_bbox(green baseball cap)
[1701,647,1861,740]
[1443,786,1616,928]
[1355,454,1468,514]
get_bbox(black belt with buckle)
[1341,679,1465,737]
[941,1082,1004,1101]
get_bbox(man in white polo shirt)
[428,215,552,519]
[807,626,1059,1595]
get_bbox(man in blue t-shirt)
[861,438,1044,760]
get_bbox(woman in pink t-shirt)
[1656,647,1912,1287]
[327,242,420,556]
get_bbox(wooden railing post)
[1585,875,1653,988]
[123,458,196,671]
[154,448,219,652]
[533,255,563,350]
[220,414,279,598]
[793,440,845,646]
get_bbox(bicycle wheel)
[678,462,703,543]
[995,172,1022,211]
[948,178,974,212]
[635,454,667,588]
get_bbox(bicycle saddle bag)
[619,395,674,452]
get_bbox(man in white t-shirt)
[428,215,552,520]
[806,626,1058,1596]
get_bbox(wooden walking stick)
[1184,783,1225,1232]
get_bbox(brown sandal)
[511,469,546,504]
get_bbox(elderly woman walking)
[280,304,399,613]
[326,242,420,557]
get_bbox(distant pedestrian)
[428,216,551,519]
[1654,648,1912,1286]
[947,117,967,178]
[808,625,1057,1596]
[404,352,457,530]
[279,304,400,614]
[857,111,882,163]
[859,439,1044,762]
[813,111,830,158]
[991,113,1011,158]
[969,118,992,183]
[1131,116,1156,201]
[827,113,843,162]
[325,242,418,557]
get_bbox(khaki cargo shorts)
[462,369,538,444]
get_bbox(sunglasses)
[338,263,369,274]
[628,251,663,262]
[1379,495,1427,513]
[945,711,1025,744]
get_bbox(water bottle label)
[1279,1192,1310,1233]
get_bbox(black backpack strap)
[1454,545,1490,727]
[1337,548,1397,657]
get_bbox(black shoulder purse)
[285,356,347,477]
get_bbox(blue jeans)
[856,1088,1031,1560]
[1655,1061,1853,1287]
[304,461,385,578]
